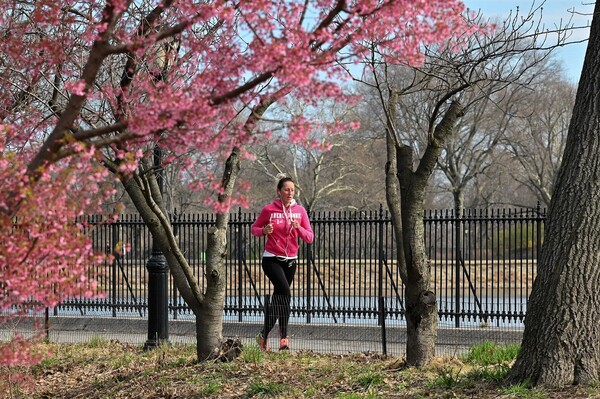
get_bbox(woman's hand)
[263,223,273,235]
[291,220,300,229]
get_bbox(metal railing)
[58,204,545,328]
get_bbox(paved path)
[1,316,523,357]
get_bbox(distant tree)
[500,71,574,208]
[247,98,367,212]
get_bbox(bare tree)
[354,4,576,366]
[500,71,575,208]
[246,98,376,212]
[249,137,374,212]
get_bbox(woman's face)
[278,181,295,206]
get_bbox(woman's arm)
[296,208,314,243]
[251,208,270,237]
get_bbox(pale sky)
[463,0,594,82]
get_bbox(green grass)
[247,379,290,397]
[465,364,511,383]
[86,335,108,348]
[354,371,386,389]
[461,341,520,366]
[10,341,599,399]
[588,382,600,397]
[198,380,221,397]
[499,382,545,399]
[428,365,466,389]
[240,344,264,363]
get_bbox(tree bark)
[110,147,241,361]
[385,96,464,366]
[398,144,438,366]
[507,3,600,387]
[195,224,227,360]
[196,148,240,360]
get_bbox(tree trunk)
[195,225,227,360]
[397,144,438,366]
[452,189,464,212]
[196,148,240,360]
[507,3,600,387]
[110,147,241,361]
[385,97,464,366]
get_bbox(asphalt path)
[1,316,523,357]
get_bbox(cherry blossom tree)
[0,0,476,365]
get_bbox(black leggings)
[261,256,297,338]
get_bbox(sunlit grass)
[461,340,520,366]
[8,340,596,399]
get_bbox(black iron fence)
[58,204,545,329]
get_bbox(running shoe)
[279,337,290,351]
[256,332,268,351]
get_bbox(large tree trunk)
[195,225,227,360]
[385,95,464,366]
[109,147,241,361]
[507,3,600,387]
[194,149,240,359]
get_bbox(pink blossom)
[64,80,88,97]
[0,0,481,367]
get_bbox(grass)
[1,340,599,398]
[461,340,521,366]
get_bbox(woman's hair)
[276,173,294,190]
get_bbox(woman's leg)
[261,257,293,337]
[277,260,297,338]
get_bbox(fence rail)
[58,204,546,329]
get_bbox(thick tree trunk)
[507,3,600,387]
[385,95,463,366]
[196,225,227,360]
[113,147,240,362]
[398,145,438,366]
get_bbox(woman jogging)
[251,174,313,351]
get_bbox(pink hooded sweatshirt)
[251,198,314,258]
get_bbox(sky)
[463,0,594,82]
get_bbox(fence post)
[306,212,313,324]
[536,201,543,264]
[111,222,118,318]
[378,204,387,355]
[263,294,270,341]
[172,210,180,320]
[237,208,244,323]
[45,307,50,342]
[454,202,461,328]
